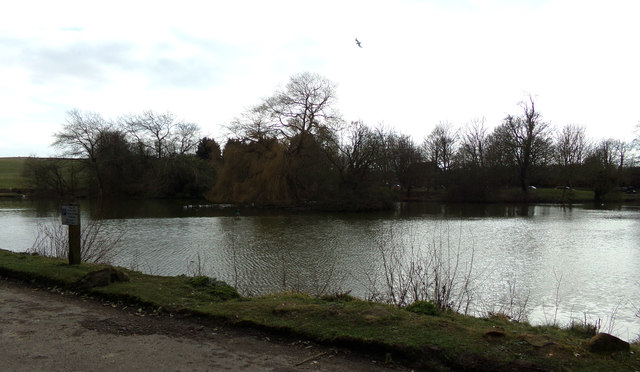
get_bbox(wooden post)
[62,204,81,265]
[68,224,81,265]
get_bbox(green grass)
[529,187,594,203]
[1,249,638,371]
[0,157,29,189]
[525,187,639,203]
[492,187,595,203]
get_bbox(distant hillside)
[0,157,29,189]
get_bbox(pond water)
[1,199,639,340]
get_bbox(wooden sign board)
[61,205,80,226]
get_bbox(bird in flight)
[355,38,362,48]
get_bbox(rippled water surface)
[2,199,639,340]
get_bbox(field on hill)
[0,157,29,189]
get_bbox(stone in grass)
[587,333,630,353]
[483,327,506,339]
[76,268,130,290]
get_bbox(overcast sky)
[1,0,639,157]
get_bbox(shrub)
[366,223,475,313]
[29,219,123,264]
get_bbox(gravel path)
[0,278,402,371]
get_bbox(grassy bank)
[403,187,600,204]
[497,187,595,203]
[509,187,639,204]
[1,249,638,371]
[407,186,639,204]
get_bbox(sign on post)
[61,205,80,226]
[62,204,81,264]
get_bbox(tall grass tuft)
[569,313,601,337]
[480,277,531,323]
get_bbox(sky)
[1,0,639,157]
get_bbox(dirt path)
[0,278,404,371]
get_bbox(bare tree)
[270,72,339,136]
[122,111,172,158]
[53,109,111,196]
[485,124,515,168]
[330,121,380,189]
[363,127,418,189]
[172,122,200,155]
[554,124,588,187]
[631,124,640,166]
[259,72,342,153]
[122,110,200,158]
[389,134,423,192]
[458,118,487,168]
[370,124,395,182]
[53,109,110,161]
[612,140,632,169]
[423,121,458,171]
[555,124,587,167]
[586,139,621,203]
[227,105,278,143]
[591,139,620,168]
[499,96,553,191]
[227,72,342,160]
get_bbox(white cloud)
[0,0,638,156]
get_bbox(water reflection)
[396,202,548,218]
